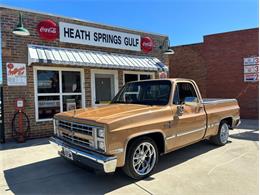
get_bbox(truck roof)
[127,78,195,84]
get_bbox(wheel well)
[127,132,165,154]
[221,117,233,128]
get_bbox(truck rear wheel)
[123,137,158,180]
[210,121,230,146]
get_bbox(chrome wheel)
[132,142,156,176]
[220,123,229,144]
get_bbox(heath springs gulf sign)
[59,22,143,51]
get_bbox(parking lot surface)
[0,119,258,195]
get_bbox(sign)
[6,63,27,86]
[244,73,258,82]
[159,71,167,79]
[59,22,141,51]
[141,37,154,53]
[244,57,259,65]
[37,20,58,41]
[38,100,60,108]
[244,65,259,74]
[243,57,259,82]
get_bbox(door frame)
[91,69,118,106]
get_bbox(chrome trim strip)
[166,134,177,140]
[177,126,206,137]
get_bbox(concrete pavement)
[0,119,258,195]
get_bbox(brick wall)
[169,28,259,119]
[0,7,168,140]
[169,43,207,97]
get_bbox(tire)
[210,121,230,146]
[123,137,159,180]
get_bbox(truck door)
[169,81,207,149]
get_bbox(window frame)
[123,71,155,85]
[34,66,85,122]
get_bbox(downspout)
[0,9,5,143]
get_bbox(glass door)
[94,74,115,104]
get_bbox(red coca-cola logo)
[141,37,153,53]
[37,20,58,41]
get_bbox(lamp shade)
[12,13,30,36]
[163,48,174,55]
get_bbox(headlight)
[53,119,57,134]
[53,119,60,136]
[97,140,105,151]
[97,128,105,138]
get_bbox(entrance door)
[91,70,118,106]
[95,74,114,104]
[168,81,207,150]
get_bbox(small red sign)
[37,20,58,41]
[159,72,167,79]
[141,37,153,53]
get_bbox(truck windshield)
[111,80,171,106]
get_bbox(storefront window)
[124,72,154,84]
[37,70,59,93]
[125,74,138,83]
[63,95,82,111]
[140,74,151,80]
[38,96,60,119]
[62,71,81,93]
[36,69,84,121]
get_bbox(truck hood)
[55,104,164,124]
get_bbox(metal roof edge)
[0,4,168,38]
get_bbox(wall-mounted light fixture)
[12,12,30,36]
[159,38,174,55]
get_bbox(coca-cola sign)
[37,20,58,41]
[141,36,153,53]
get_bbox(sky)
[0,0,258,82]
[0,0,258,46]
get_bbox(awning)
[28,45,168,71]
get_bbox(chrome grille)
[59,120,93,136]
[57,120,96,149]
[62,132,92,148]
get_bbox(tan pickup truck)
[50,78,240,179]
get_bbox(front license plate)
[63,147,73,160]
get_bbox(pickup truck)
[50,78,240,179]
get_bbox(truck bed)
[202,98,240,138]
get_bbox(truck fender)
[122,130,166,166]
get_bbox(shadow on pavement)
[4,140,218,194]
[230,130,259,142]
[0,138,50,151]
[238,119,259,131]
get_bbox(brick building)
[169,28,259,119]
[0,6,170,141]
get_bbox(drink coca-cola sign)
[37,20,58,41]
[141,36,153,53]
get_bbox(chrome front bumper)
[49,136,117,173]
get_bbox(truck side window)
[173,83,198,105]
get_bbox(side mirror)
[176,105,184,116]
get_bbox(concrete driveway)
[0,119,258,195]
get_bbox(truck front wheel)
[123,137,159,180]
[210,121,230,146]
